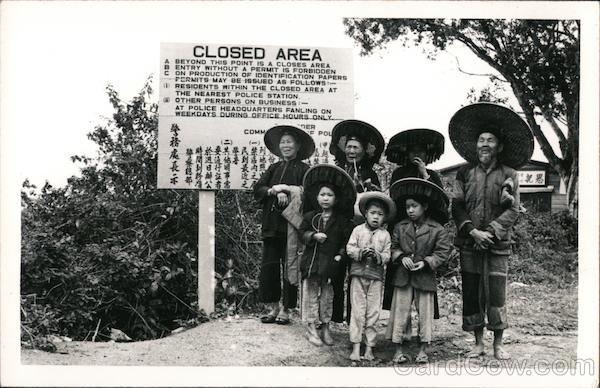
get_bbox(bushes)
[510,210,578,284]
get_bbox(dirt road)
[21,282,577,367]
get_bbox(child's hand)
[411,261,425,271]
[334,255,342,262]
[402,256,415,270]
[373,251,382,265]
[313,232,327,243]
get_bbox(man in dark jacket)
[448,103,534,360]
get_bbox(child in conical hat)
[387,178,452,364]
[299,165,356,346]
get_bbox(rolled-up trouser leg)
[461,271,485,331]
[486,274,508,330]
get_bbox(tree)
[344,19,579,212]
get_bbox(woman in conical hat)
[329,119,385,193]
[299,164,356,345]
[386,128,445,188]
[253,125,315,325]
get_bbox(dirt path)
[21,283,577,367]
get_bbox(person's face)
[279,134,299,160]
[476,132,503,165]
[317,186,336,210]
[406,198,427,222]
[365,203,386,228]
[408,145,427,164]
[344,139,365,163]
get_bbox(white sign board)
[158,43,354,190]
[518,170,546,186]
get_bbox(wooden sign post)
[197,191,215,313]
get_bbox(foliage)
[510,210,578,284]
[21,79,203,345]
[344,19,580,211]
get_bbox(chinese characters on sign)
[158,44,354,190]
[517,170,546,186]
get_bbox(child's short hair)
[405,195,429,208]
[365,198,389,215]
[317,182,339,197]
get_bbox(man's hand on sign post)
[276,192,289,207]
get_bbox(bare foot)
[494,346,511,360]
[466,343,485,358]
[363,346,375,361]
[349,344,361,361]
[392,349,408,364]
[321,324,334,346]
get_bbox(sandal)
[275,317,290,325]
[393,353,409,364]
[415,352,429,364]
[260,314,277,324]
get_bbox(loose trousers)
[259,237,298,309]
[349,277,382,347]
[460,248,508,331]
[385,285,434,344]
[302,277,333,324]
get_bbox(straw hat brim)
[448,103,534,169]
[329,120,385,163]
[302,165,357,216]
[389,178,449,224]
[385,128,445,165]
[357,191,397,222]
[264,125,316,160]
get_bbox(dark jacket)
[388,217,452,292]
[253,159,310,239]
[299,210,352,282]
[338,161,381,193]
[391,165,443,188]
[451,163,519,254]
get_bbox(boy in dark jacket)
[299,165,356,346]
[387,178,452,364]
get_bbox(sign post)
[197,191,215,313]
[158,43,353,312]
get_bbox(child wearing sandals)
[387,178,452,364]
[299,165,356,346]
[346,192,395,361]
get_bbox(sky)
[2,2,559,188]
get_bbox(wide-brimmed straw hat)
[389,178,449,224]
[329,120,385,163]
[448,103,534,169]
[385,128,445,166]
[264,125,316,160]
[302,164,357,217]
[358,191,396,221]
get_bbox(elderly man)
[448,103,534,360]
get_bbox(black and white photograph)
[1,1,598,387]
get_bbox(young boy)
[387,178,452,364]
[346,192,395,361]
[299,165,356,346]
